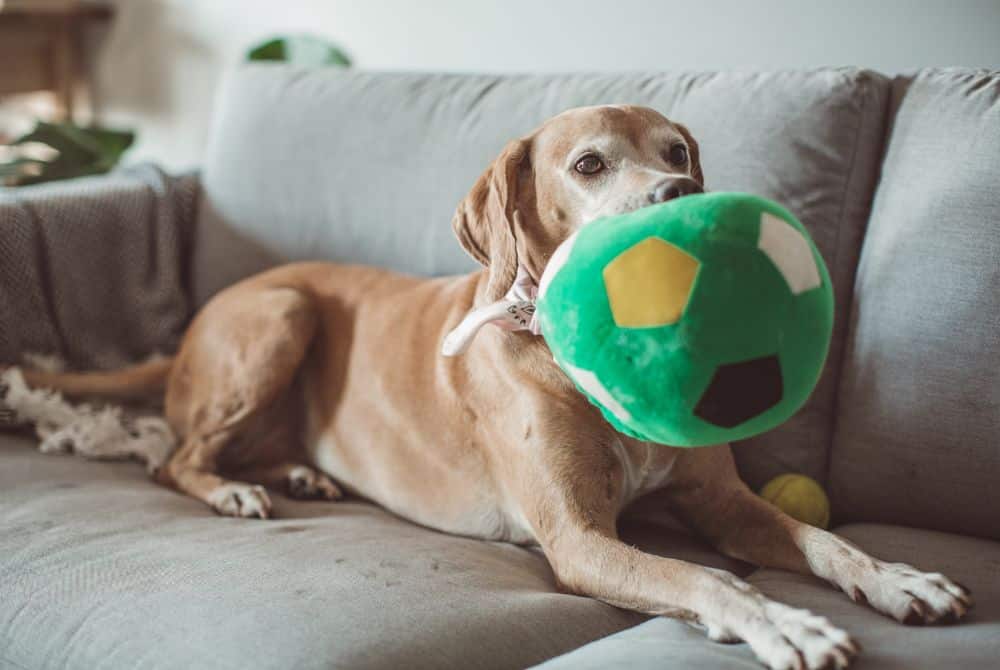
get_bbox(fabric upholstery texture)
[0,436,748,670]
[0,164,198,370]
[533,524,1000,669]
[829,69,1000,540]
[193,66,890,489]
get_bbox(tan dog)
[21,106,971,670]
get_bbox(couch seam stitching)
[820,71,880,493]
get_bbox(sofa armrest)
[0,163,199,370]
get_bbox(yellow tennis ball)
[760,474,830,529]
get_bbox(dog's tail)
[15,356,175,401]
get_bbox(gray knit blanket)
[0,164,197,372]
[0,164,197,431]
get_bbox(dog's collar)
[441,265,541,356]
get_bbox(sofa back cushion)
[193,66,889,489]
[829,69,1000,540]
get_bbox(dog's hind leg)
[161,433,275,518]
[233,461,343,501]
[156,287,317,519]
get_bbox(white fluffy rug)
[0,365,176,475]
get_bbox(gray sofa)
[1,65,997,670]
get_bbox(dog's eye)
[574,154,605,175]
[668,144,688,166]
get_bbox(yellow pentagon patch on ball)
[602,237,700,328]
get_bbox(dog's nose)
[649,177,703,204]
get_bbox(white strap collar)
[441,266,541,356]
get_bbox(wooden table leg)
[51,15,77,121]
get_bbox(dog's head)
[454,105,704,301]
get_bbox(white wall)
[87,0,1000,171]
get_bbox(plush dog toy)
[536,192,833,447]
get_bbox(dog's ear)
[674,123,704,187]
[452,138,531,302]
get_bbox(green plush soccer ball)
[536,192,833,447]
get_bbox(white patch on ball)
[563,362,631,422]
[757,212,822,295]
[538,229,580,300]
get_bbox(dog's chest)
[611,439,680,506]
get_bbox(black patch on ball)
[695,355,783,428]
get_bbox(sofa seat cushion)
[0,436,753,670]
[532,524,1000,669]
[0,435,637,670]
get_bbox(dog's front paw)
[735,602,859,670]
[287,465,343,500]
[849,562,972,625]
[208,483,273,519]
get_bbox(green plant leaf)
[246,35,350,67]
[247,38,287,62]
[1,122,135,186]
